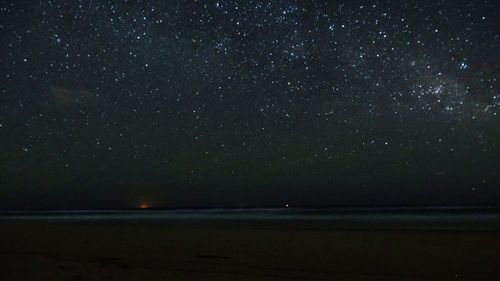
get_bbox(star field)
[0,0,499,209]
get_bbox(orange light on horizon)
[137,200,151,209]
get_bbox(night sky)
[1,1,499,210]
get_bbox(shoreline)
[2,208,500,231]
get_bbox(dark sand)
[1,221,499,281]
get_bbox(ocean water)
[1,207,499,230]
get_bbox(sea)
[1,207,499,230]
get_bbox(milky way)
[0,1,499,209]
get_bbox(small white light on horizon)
[459,60,468,70]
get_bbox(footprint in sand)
[98,257,132,270]
[57,264,75,271]
[66,274,84,281]
[197,254,231,260]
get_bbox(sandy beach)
[0,220,499,281]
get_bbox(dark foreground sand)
[0,221,499,281]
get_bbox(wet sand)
[0,221,499,280]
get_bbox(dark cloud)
[49,87,97,107]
